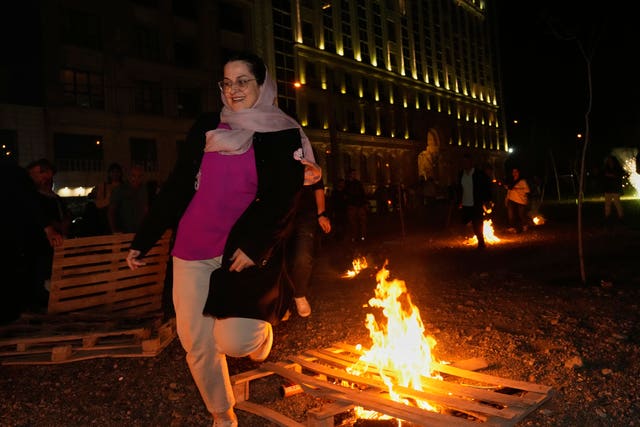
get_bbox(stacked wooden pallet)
[231,342,553,427]
[48,231,172,315]
[0,231,176,365]
[0,315,175,365]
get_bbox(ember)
[347,263,443,418]
[343,256,368,278]
[466,219,500,245]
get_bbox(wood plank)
[262,362,478,427]
[287,355,519,421]
[235,401,306,427]
[320,344,548,407]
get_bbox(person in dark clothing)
[329,178,348,242]
[457,154,492,250]
[345,168,368,242]
[26,158,72,306]
[288,179,331,318]
[1,158,63,322]
[602,155,625,225]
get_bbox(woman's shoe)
[213,409,238,427]
[294,296,311,317]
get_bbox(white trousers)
[172,256,272,414]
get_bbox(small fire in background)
[612,147,640,196]
[466,219,500,245]
[532,215,545,226]
[347,264,443,419]
[342,256,368,278]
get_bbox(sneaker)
[294,297,311,317]
[249,323,273,362]
[213,409,238,427]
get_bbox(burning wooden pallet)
[232,342,553,427]
[0,317,176,365]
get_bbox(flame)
[466,219,500,245]
[347,264,442,417]
[342,256,368,278]
[532,215,545,225]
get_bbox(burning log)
[342,256,368,278]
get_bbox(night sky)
[497,1,639,176]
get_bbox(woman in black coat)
[126,52,320,427]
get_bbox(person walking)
[125,51,320,427]
[505,167,530,233]
[457,154,492,250]
[26,158,72,307]
[108,164,148,234]
[345,168,368,243]
[602,155,625,226]
[288,178,331,318]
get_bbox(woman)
[126,52,320,427]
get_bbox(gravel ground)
[2,201,640,427]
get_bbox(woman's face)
[222,60,260,112]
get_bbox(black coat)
[131,113,304,324]
[203,128,304,323]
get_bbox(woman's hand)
[126,249,146,270]
[318,216,331,234]
[44,225,63,248]
[229,248,255,272]
[300,158,321,185]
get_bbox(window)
[177,88,201,118]
[386,20,396,42]
[133,25,162,62]
[174,39,198,68]
[134,81,163,115]
[302,21,314,46]
[173,0,197,20]
[131,0,158,7]
[130,138,158,171]
[60,9,101,49]
[61,69,105,109]
[219,2,246,32]
[308,102,320,127]
[54,133,104,171]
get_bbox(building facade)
[1,0,507,199]
[258,0,509,194]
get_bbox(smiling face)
[222,60,260,112]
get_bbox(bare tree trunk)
[549,149,561,201]
[577,44,593,286]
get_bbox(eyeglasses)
[218,78,256,92]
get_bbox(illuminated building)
[1,0,508,194]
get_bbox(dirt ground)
[2,199,639,427]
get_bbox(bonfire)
[347,263,443,418]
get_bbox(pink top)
[172,144,257,260]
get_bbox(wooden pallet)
[0,317,176,365]
[48,231,172,316]
[232,343,553,427]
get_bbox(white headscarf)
[205,70,315,163]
